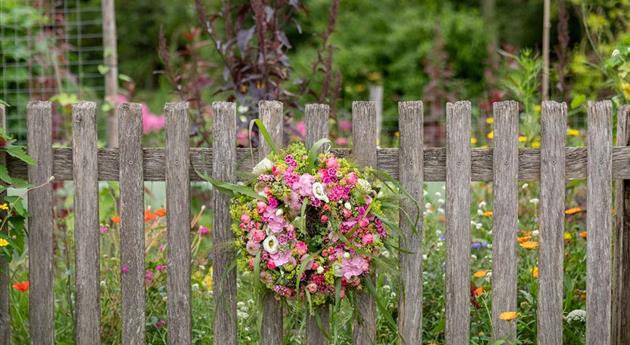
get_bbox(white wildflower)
[252,157,273,175]
[262,235,279,254]
[344,202,352,210]
[438,198,444,204]
[522,183,529,189]
[275,209,284,216]
[532,230,539,237]
[343,252,351,259]
[312,182,329,202]
[434,191,441,197]
[475,223,483,230]
[612,49,621,58]
[333,263,343,277]
[529,198,539,205]
[317,266,324,274]
[566,309,586,323]
[479,201,487,209]
[237,105,249,114]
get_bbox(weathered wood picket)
[1,99,630,345]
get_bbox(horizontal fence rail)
[6,146,630,182]
[2,99,629,345]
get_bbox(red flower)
[12,281,29,292]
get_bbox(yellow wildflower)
[486,117,494,124]
[473,270,487,278]
[202,274,213,291]
[0,203,8,211]
[532,141,541,149]
[487,131,494,140]
[564,232,573,241]
[367,71,382,82]
[518,136,527,143]
[470,137,478,145]
[531,266,539,279]
[565,207,584,215]
[534,105,541,113]
[482,210,493,217]
[567,128,581,137]
[499,311,518,321]
[623,82,630,100]
[520,241,539,250]
[0,239,8,247]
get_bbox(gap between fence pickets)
[6,146,630,182]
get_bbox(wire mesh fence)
[0,0,104,142]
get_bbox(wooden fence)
[0,100,630,345]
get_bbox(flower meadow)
[230,142,391,306]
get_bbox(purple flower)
[99,225,109,234]
[121,264,129,274]
[154,319,166,329]
[198,226,209,235]
[144,270,154,283]
[471,241,488,249]
[156,264,166,272]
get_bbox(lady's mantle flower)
[263,235,279,254]
[252,158,274,175]
[312,182,329,203]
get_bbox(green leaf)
[97,64,110,75]
[307,138,331,171]
[118,73,132,82]
[249,119,277,154]
[0,165,13,184]
[570,94,586,109]
[5,146,35,165]
[196,169,265,200]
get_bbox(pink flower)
[325,157,338,169]
[246,240,261,255]
[338,119,352,131]
[156,264,166,272]
[237,128,250,147]
[198,226,209,235]
[99,225,109,234]
[306,283,318,293]
[155,319,166,329]
[320,215,329,223]
[267,260,276,269]
[271,250,295,267]
[295,173,314,197]
[346,172,358,185]
[359,218,369,227]
[142,105,165,134]
[341,256,369,279]
[335,137,349,146]
[144,270,154,284]
[252,230,266,242]
[241,214,251,223]
[362,234,374,246]
[121,264,129,274]
[295,121,306,137]
[295,241,308,256]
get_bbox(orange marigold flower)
[473,287,485,297]
[12,281,29,292]
[111,216,121,224]
[565,207,584,215]
[520,241,539,250]
[517,235,532,243]
[499,311,518,321]
[154,208,167,217]
[531,266,539,279]
[473,270,487,278]
[579,231,588,239]
[482,211,493,217]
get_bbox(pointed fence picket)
[0,99,628,345]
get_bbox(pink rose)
[295,241,308,256]
[306,283,318,293]
[252,230,266,242]
[362,234,374,245]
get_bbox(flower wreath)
[229,141,392,305]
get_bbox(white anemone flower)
[312,182,329,202]
[262,235,279,254]
[252,158,273,175]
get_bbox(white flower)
[532,230,539,237]
[262,235,279,254]
[312,182,329,202]
[475,223,482,230]
[237,105,249,114]
[317,266,324,274]
[252,158,273,175]
[566,309,586,323]
[434,191,441,197]
[343,252,351,259]
[522,183,529,189]
[357,179,371,192]
[275,209,284,216]
[344,202,352,210]
[612,49,621,58]
[529,198,539,205]
[332,263,343,277]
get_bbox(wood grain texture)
[0,105,10,344]
[537,101,566,345]
[587,101,613,345]
[72,102,101,345]
[305,104,330,345]
[118,103,145,345]
[445,101,471,345]
[101,0,118,147]
[259,101,284,345]
[7,146,630,182]
[491,101,519,342]
[352,101,377,345]
[27,101,54,345]
[165,103,192,344]
[613,105,630,345]
[212,102,238,345]
[397,101,424,345]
